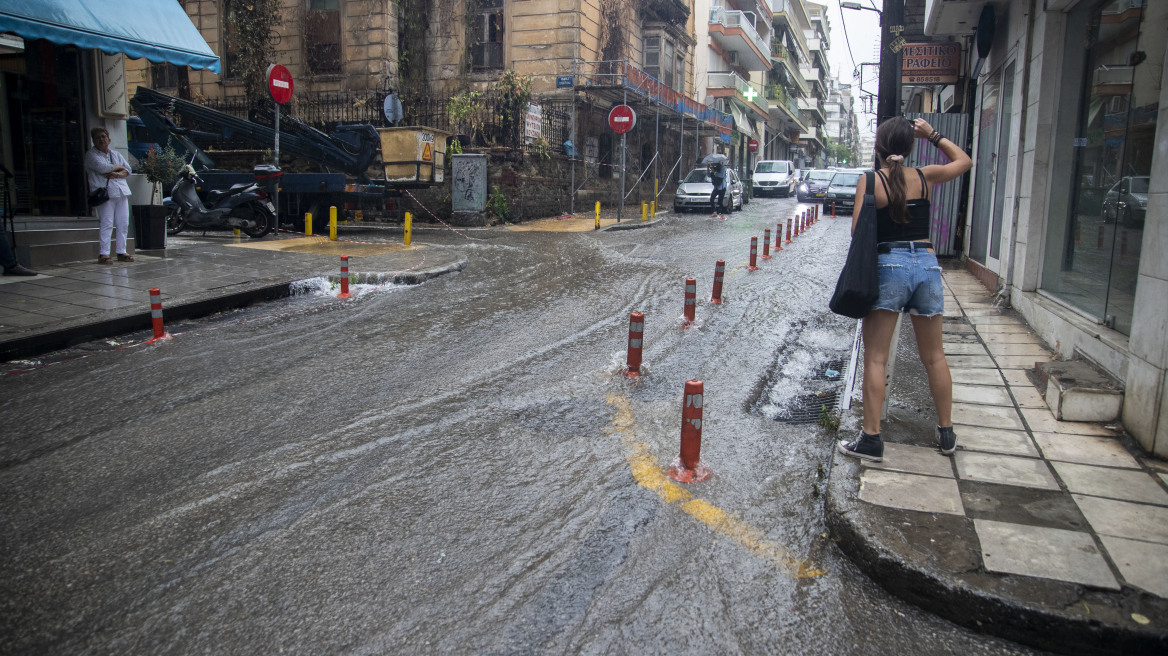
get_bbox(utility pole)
[878,0,906,125]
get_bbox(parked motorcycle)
[164,165,274,238]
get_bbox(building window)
[306,0,342,75]
[473,0,504,70]
[152,62,180,89]
[223,0,240,80]
[1040,0,1160,336]
[645,34,683,92]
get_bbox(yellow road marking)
[606,393,826,579]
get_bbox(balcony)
[765,84,807,132]
[707,71,770,117]
[709,7,771,71]
[797,95,825,123]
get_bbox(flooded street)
[0,197,1037,654]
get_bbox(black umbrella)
[700,153,728,165]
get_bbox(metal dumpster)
[378,127,451,184]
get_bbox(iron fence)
[195,90,573,155]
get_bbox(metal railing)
[709,7,770,62]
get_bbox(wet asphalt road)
[0,196,1040,654]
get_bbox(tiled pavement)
[827,269,1168,654]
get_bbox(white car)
[673,168,744,213]
[752,160,798,198]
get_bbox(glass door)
[968,61,1015,274]
[1041,0,1160,335]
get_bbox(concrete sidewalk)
[0,231,467,361]
[826,269,1168,655]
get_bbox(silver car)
[673,168,744,213]
[1102,176,1148,227]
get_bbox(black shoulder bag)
[829,171,878,319]
[88,152,112,207]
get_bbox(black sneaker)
[937,425,957,455]
[838,431,883,462]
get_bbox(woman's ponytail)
[885,153,908,224]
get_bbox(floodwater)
[0,196,1037,654]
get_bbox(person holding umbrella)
[703,153,728,219]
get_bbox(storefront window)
[1042,0,1162,335]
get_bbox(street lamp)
[840,2,881,24]
[843,0,903,126]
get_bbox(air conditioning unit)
[728,51,739,66]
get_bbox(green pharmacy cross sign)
[743,86,758,103]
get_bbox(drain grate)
[772,357,849,424]
[780,391,841,424]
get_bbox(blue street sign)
[556,75,573,89]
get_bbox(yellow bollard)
[329,206,338,241]
[404,211,412,246]
[355,210,363,222]
[304,212,313,236]
[233,227,241,242]
[651,200,656,217]
[641,201,647,222]
[595,201,601,230]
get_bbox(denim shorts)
[873,245,945,316]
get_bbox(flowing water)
[0,197,1036,654]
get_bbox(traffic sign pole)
[266,64,294,233]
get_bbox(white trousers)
[96,194,130,256]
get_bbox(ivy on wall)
[225,0,283,108]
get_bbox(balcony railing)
[710,7,770,66]
[708,72,769,114]
[765,84,802,119]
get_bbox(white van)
[752,160,798,197]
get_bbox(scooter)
[164,165,274,238]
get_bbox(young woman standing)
[838,117,972,462]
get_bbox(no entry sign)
[608,104,636,134]
[266,64,294,104]
[747,138,759,152]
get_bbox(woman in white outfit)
[84,127,134,264]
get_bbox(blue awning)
[0,0,220,73]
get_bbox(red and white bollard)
[813,204,818,222]
[794,214,801,238]
[775,223,784,251]
[146,287,172,344]
[625,311,644,377]
[762,228,772,259]
[668,379,711,483]
[831,201,837,217]
[786,218,793,244]
[683,277,696,327]
[747,236,760,271]
[339,256,352,298]
[711,260,725,304]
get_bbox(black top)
[874,169,932,243]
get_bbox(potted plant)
[133,145,185,249]
[138,144,186,205]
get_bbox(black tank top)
[874,169,932,242]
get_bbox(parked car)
[825,170,864,214]
[752,159,797,197]
[797,169,837,202]
[674,167,744,212]
[1102,176,1148,228]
